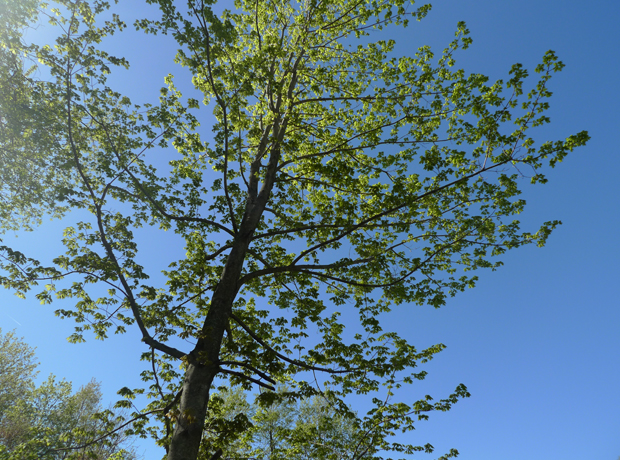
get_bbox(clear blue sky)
[1,0,619,459]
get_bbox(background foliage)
[0,328,137,459]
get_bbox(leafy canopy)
[0,0,588,458]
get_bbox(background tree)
[0,328,137,459]
[0,0,589,459]
[0,0,70,232]
[0,328,38,449]
[203,385,376,460]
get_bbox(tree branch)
[229,313,356,375]
[219,368,275,391]
[290,159,512,266]
[218,360,276,385]
[291,235,470,289]
[47,407,166,454]
[238,257,373,287]
[87,104,235,237]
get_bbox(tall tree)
[0,0,589,459]
[0,329,137,459]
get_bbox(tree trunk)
[166,101,285,460]
[166,248,249,460]
[167,363,217,460]
[166,213,268,459]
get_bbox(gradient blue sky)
[1,0,619,459]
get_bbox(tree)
[202,385,376,460]
[0,328,38,450]
[0,329,137,459]
[0,0,589,459]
